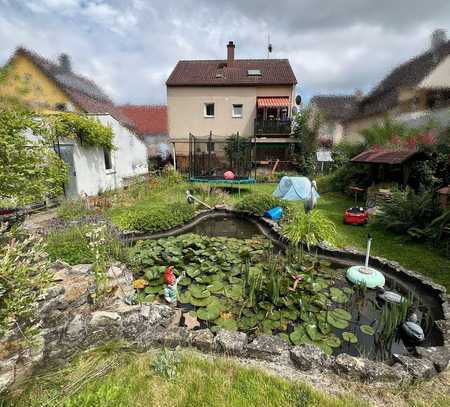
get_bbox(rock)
[156,327,190,348]
[66,314,86,340]
[71,264,92,274]
[169,309,182,329]
[107,266,124,279]
[393,354,437,379]
[215,330,247,355]
[89,311,121,327]
[183,312,200,330]
[290,344,333,371]
[145,304,174,326]
[246,335,290,361]
[415,346,450,372]
[190,329,214,352]
[0,370,15,393]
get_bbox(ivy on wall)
[48,112,114,150]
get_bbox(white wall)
[69,114,148,197]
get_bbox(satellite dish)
[295,95,302,105]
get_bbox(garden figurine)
[164,266,185,304]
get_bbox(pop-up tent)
[273,176,319,201]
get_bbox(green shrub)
[57,199,91,220]
[375,188,441,236]
[46,225,95,264]
[325,163,372,194]
[112,201,195,232]
[235,193,289,216]
[281,209,336,248]
[0,227,52,336]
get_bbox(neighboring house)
[0,47,148,197]
[311,29,450,144]
[117,105,170,160]
[166,41,298,169]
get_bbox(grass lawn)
[3,346,449,407]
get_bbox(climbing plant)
[48,112,114,150]
[0,105,67,207]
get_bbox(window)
[247,69,261,76]
[104,148,112,170]
[204,103,215,117]
[232,104,243,118]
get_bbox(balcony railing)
[254,118,292,135]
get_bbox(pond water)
[130,215,442,361]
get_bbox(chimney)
[431,29,447,60]
[58,53,71,73]
[227,41,235,66]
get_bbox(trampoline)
[189,132,256,195]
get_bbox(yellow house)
[0,47,127,121]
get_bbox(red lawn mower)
[343,186,369,226]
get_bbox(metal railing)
[254,118,292,135]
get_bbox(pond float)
[376,288,405,304]
[346,234,385,289]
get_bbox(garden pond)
[127,216,443,361]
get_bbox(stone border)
[119,207,450,376]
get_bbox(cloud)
[1,0,449,104]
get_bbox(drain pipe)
[186,190,212,210]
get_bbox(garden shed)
[350,148,421,187]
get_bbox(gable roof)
[166,59,297,87]
[310,95,359,121]
[359,40,450,117]
[117,105,167,136]
[12,47,133,127]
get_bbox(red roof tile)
[351,148,418,164]
[117,105,167,136]
[166,59,297,87]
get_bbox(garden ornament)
[401,312,425,343]
[185,190,212,209]
[164,266,185,304]
[376,288,405,304]
[303,180,318,213]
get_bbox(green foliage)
[48,112,114,150]
[224,133,252,171]
[359,118,412,147]
[57,199,92,220]
[0,106,67,206]
[0,226,52,336]
[281,209,337,247]
[322,163,372,195]
[408,209,450,244]
[151,348,181,380]
[111,201,195,232]
[375,188,441,236]
[235,192,289,216]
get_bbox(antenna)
[267,34,272,58]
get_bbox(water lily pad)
[318,321,331,335]
[178,291,192,304]
[306,324,323,341]
[191,296,214,307]
[279,333,291,343]
[190,286,211,299]
[207,281,224,293]
[290,326,309,346]
[330,308,352,321]
[342,332,358,344]
[330,288,348,304]
[178,277,192,286]
[225,285,243,300]
[186,268,201,278]
[325,334,341,348]
[360,325,375,336]
[144,285,163,294]
[268,310,281,321]
[281,309,298,321]
[327,312,350,329]
[197,304,220,321]
[215,319,238,331]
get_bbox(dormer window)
[247,69,261,76]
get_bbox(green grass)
[1,347,367,407]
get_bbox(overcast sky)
[1,0,449,105]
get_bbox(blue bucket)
[264,206,283,221]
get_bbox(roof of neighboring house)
[310,95,359,121]
[117,105,167,136]
[351,148,418,164]
[359,39,450,117]
[12,47,133,127]
[166,59,297,87]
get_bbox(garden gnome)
[164,266,184,304]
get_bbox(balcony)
[254,118,292,135]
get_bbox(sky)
[1,0,449,105]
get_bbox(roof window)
[247,69,262,76]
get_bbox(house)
[117,105,170,161]
[0,47,148,197]
[311,29,450,144]
[166,41,298,169]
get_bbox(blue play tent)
[273,176,320,201]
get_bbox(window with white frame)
[204,103,215,117]
[232,104,243,118]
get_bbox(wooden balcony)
[254,118,292,135]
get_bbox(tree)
[0,103,67,207]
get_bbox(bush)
[112,201,195,232]
[235,193,289,216]
[281,209,337,248]
[0,227,52,335]
[57,199,92,220]
[325,163,372,195]
[375,188,441,235]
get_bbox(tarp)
[273,176,320,201]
